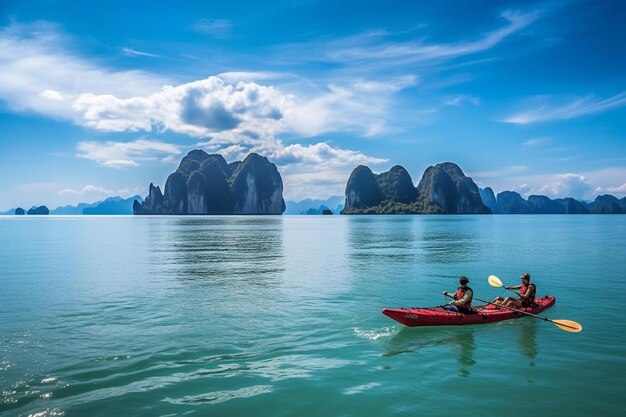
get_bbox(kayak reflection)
[383,327,476,377]
[519,319,538,366]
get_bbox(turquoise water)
[1,215,625,416]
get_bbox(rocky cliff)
[417,163,490,214]
[342,162,489,214]
[589,194,623,214]
[134,150,285,215]
[478,187,497,214]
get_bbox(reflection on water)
[347,217,419,271]
[451,328,476,377]
[519,320,538,367]
[383,326,476,377]
[150,217,285,287]
[420,217,477,264]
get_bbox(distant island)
[27,206,49,215]
[133,150,285,215]
[2,158,625,216]
[342,163,490,214]
[341,162,626,214]
[479,188,626,214]
[284,196,344,215]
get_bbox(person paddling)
[497,272,536,308]
[442,276,474,313]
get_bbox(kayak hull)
[382,296,556,327]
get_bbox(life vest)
[454,286,473,309]
[520,283,536,305]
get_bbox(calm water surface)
[1,215,625,416]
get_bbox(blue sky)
[1,0,625,210]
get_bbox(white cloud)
[512,184,532,196]
[76,139,181,168]
[503,92,626,124]
[537,174,592,199]
[594,183,626,196]
[59,185,114,195]
[40,89,64,101]
[0,22,167,120]
[218,71,287,83]
[72,76,291,136]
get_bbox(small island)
[27,206,49,215]
[342,162,490,214]
[133,150,285,215]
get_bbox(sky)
[1,0,625,210]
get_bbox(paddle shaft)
[471,296,579,330]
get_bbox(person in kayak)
[442,276,474,313]
[498,272,536,308]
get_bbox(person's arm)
[453,289,472,306]
[506,284,522,291]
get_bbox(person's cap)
[459,276,469,284]
[521,272,530,279]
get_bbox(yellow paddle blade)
[488,275,503,287]
[552,319,583,333]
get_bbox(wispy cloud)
[280,10,539,67]
[444,94,480,107]
[190,19,232,38]
[76,139,181,168]
[522,137,550,148]
[503,92,626,124]
[122,47,162,58]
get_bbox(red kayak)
[382,296,556,327]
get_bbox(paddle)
[442,293,582,333]
[488,274,518,294]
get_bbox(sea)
[1,215,625,416]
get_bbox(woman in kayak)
[498,272,536,308]
[442,276,474,313]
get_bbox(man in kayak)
[497,272,536,308]
[442,276,474,313]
